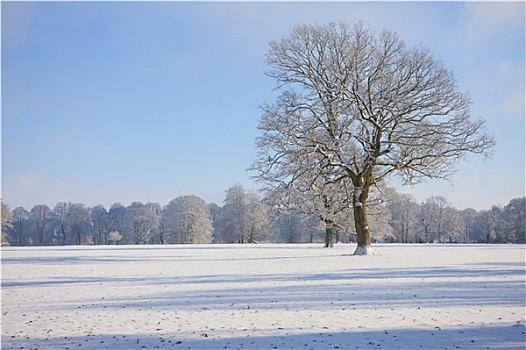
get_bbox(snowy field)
[1,244,525,350]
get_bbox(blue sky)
[2,1,524,211]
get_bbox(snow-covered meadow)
[1,244,525,349]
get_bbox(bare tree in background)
[127,202,160,244]
[1,199,12,246]
[263,169,354,247]
[10,207,29,246]
[90,205,109,245]
[252,22,495,255]
[417,196,464,243]
[30,204,52,246]
[163,195,213,244]
[216,184,268,243]
[54,202,71,245]
[388,193,419,243]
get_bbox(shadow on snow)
[2,323,525,350]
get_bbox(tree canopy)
[251,22,495,254]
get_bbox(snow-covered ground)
[1,244,525,349]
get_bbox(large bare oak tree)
[251,22,495,255]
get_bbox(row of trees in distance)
[2,184,524,247]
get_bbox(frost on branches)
[251,21,495,254]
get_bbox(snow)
[352,245,376,256]
[2,244,525,349]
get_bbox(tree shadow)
[2,323,525,349]
[2,244,525,350]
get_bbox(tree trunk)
[352,182,375,255]
[324,223,334,248]
[353,204,374,255]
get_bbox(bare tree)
[10,207,30,246]
[163,195,213,244]
[251,22,495,254]
[367,203,393,243]
[501,197,526,243]
[274,213,308,243]
[460,208,478,243]
[417,199,436,243]
[108,203,127,243]
[127,202,160,244]
[69,203,90,245]
[1,200,12,246]
[215,184,248,243]
[388,193,419,243]
[244,191,270,243]
[217,184,267,243]
[415,196,463,243]
[53,202,71,245]
[263,170,354,247]
[108,230,122,245]
[30,204,53,246]
[90,205,109,245]
[475,206,503,243]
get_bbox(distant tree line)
[1,185,524,247]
